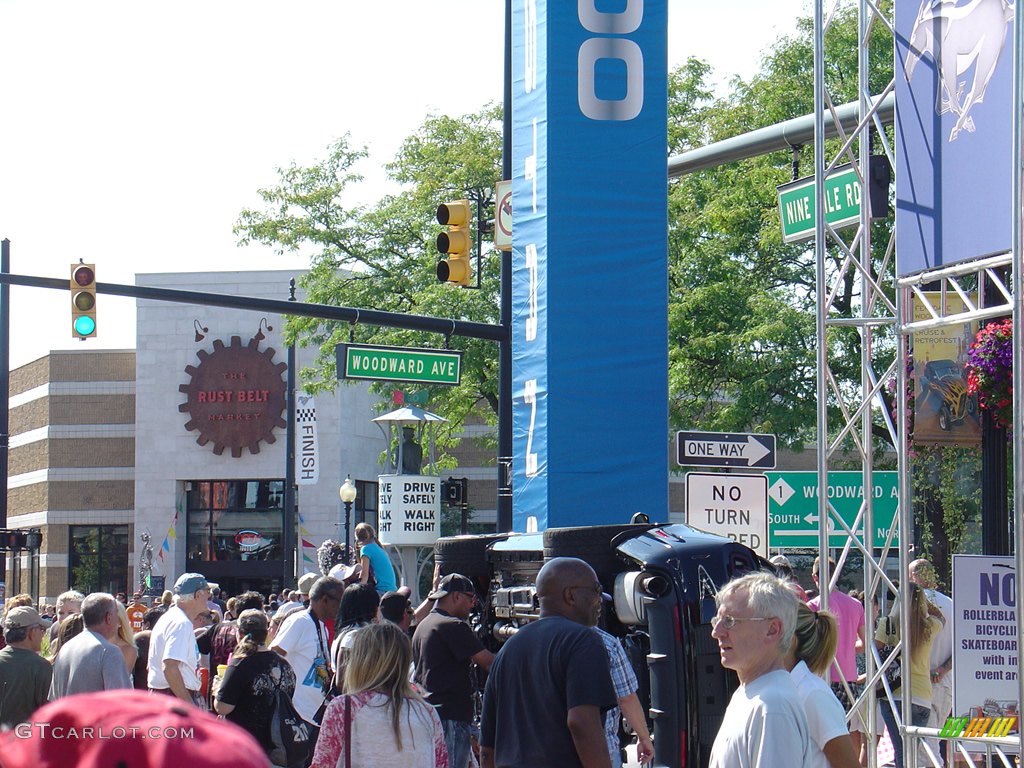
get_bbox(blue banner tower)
[511,1,668,530]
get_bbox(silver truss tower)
[811,0,1023,764]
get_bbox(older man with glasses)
[413,573,495,768]
[709,571,812,768]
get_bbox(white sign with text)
[377,474,441,547]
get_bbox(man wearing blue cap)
[147,573,209,707]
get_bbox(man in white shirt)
[50,592,131,698]
[709,572,812,768]
[147,573,209,707]
[911,558,954,764]
[271,576,344,731]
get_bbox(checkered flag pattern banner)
[295,396,319,485]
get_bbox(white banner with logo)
[295,395,319,485]
[952,555,1019,720]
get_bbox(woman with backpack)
[215,609,298,767]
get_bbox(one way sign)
[676,431,777,469]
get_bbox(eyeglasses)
[568,583,603,595]
[711,614,772,631]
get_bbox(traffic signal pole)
[497,0,513,532]
[0,271,508,343]
[0,240,8,587]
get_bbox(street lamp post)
[339,476,357,564]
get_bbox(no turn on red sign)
[685,472,768,557]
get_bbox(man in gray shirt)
[50,592,131,699]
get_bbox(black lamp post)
[339,476,357,564]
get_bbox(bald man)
[481,557,615,768]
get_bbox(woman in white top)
[786,601,860,768]
[311,621,447,768]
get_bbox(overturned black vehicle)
[433,522,763,768]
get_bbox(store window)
[69,525,129,594]
[186,480,284,562]
[355,479,378,528]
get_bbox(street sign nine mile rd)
[676,431,776,469]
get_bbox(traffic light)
[70,262,97,339]
[436,200,472,286]
[0,529,27,551]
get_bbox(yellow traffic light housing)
[70,262,97,339]
[436,200,472,286]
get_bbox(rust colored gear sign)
[178,335,288,457]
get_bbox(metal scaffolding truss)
[812,0,1023,764]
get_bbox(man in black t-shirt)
[412,573,495,768]
[480,558,616,768]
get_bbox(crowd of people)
[0,546,954,768]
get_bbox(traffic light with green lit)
[70,263,97,339]
[436,200,472,286]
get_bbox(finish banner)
[511,0,669,531]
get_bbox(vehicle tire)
[543,524,652,585]
[434,533,509,580]
[938,404,952,431]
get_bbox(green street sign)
[765,471,899,548]
[777,165,862,243]
[336,343,462,386]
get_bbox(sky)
[0,0,808,369]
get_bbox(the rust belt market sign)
[952,555,1020,722]
[336,343,462,386]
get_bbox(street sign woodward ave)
[676,431,776,469]
[336,343,462,386]
[685,473,768,556]
[765,471,898,548]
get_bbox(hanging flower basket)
[965,319,1013,429]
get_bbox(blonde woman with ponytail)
[786,602,859,768]
[214,609,297,767]
[312,621,447,768]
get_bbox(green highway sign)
[765,471,899,548]
[336,343,462,386]
[777,165,862,243]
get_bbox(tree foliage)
[235,108,503,457]
[234,4,903,462]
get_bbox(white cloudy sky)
[0,0,808,368]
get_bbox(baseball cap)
[4,606,49,630]
[428,573,475,600]
[0,689,268,768]
[172,573,209,596]
[379,591,413,624]
[297,572,318,596]
[769,555,791,568]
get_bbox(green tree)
[235,108,503,458]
